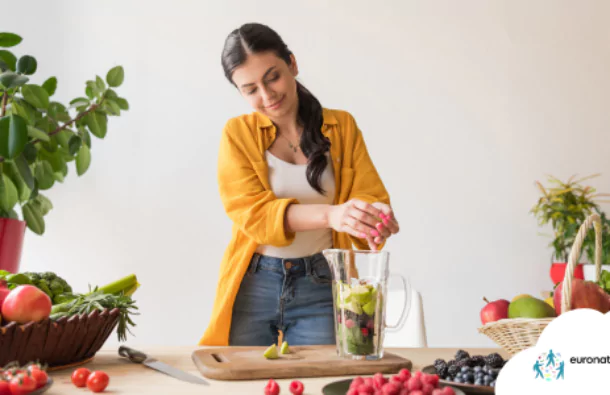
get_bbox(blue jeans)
[229,252,336,346]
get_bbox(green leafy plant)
[0,32,128,235]
[582,207,610,266]
[531,174,609,262]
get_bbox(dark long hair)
[221,23,331,195]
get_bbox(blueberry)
[454,378,463,383]
[475,379,483,386]
[461,366,469,373]
[491,381,496,387]
[474,366,482,373]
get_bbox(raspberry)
[289,380,304,395]
[389,375,403,386]
[422,383,435,394]
[364,378,374,387]
[373,373,387,389]
[441,387,455,395]
[347,389,358,395]
[357,384,375,395]
[432,390,443,395]
[264,379,280,395]
[345,319,356,329]
[398,368,411,382]
[407,376,423,391]
[361,328,369,336]
[351,377,365,389]
[410,391,424,395]
[381,382,401,395]
[422,374,440,387]
[399,389,410,395]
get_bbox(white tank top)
[256,151,335,259]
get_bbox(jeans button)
[285,261,293,269]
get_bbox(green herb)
[50,288,139,342]
[597,270,610,295]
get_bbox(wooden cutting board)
[191,345,412,380]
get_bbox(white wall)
[5,0,610,348]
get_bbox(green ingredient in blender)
[362,299,376,316]
[350,285,373,305]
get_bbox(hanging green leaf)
[115,97,129,110]
[0,33,22,48]
[3,162,27,202]
[0,50,17,71]
[96,75,106,92]
[34,160,55,190]
[27,125,49,142]
[15,153,34,190]
[42,77,57,96]
[86,111,107,138]
[70,97,89,109]
[104,99,121,116]
[76,143,91,176]
[0,114,28,159]
[22,202,44,235]
[79,127,92,148]
[23,143,37,163]
[106,66,124,87]
[0,71,28,89]
[32,193,53,216]
[22,84,49,109]
[0,174,18,212]
[68,135,82,156]
[16,55,37,75]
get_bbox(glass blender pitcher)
[322,249,410,360]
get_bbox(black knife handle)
[119,346,148,363]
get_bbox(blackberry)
[447,365,459,378]
[456,359,470,368]
[434,358,447,371]
[447,359,457,368]
[470,355,486,367]
[455,350,470,361]
[485,353,504,368]
[437,366,448,379]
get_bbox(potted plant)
[530,174,606,284]
[0,32,128,273]
[582,207,610,280]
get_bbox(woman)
[199,23,400,347]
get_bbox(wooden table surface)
[45,346,507,394]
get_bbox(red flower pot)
[0,217,26,274]
[550,262,584,285]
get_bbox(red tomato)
[71,368,91,388]
[28,368,48,389]
[9,374,36,395]
[0,381,10,395]
[86,371,109,393]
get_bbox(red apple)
[0,280,10,311]
[1,285,52,324]
[553,279,610,316]
[480,297,510,324]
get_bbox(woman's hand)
[327,199,384,241]
[368,202,400,249]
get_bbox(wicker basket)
[0,307,120,369]
[478,213,603,356]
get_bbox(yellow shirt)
[199,108,391,346]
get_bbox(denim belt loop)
[303,255,314,277]
[248,253,261,275]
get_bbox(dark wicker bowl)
[0,308,120,368]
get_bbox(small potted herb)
[582,207,610,280]
[531,174,607,284]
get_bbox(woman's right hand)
[327,199,384,241]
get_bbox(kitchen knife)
[119,346,210,385]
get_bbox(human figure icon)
[556,361,564,380]
[534,360,544,379]
[546,350,556,367]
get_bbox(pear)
[263,344,279,359]
[280,341,290,354]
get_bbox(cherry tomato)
[28,368,48,389]
[9,374,36,395]
[71,368,91,388]
[0,381,10,395]
[86,371,109,393]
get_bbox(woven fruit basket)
[0,307,120,369]
[478,213,603,356]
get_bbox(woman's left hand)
[366,202,399,250]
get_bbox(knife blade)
[119,346,209,385]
